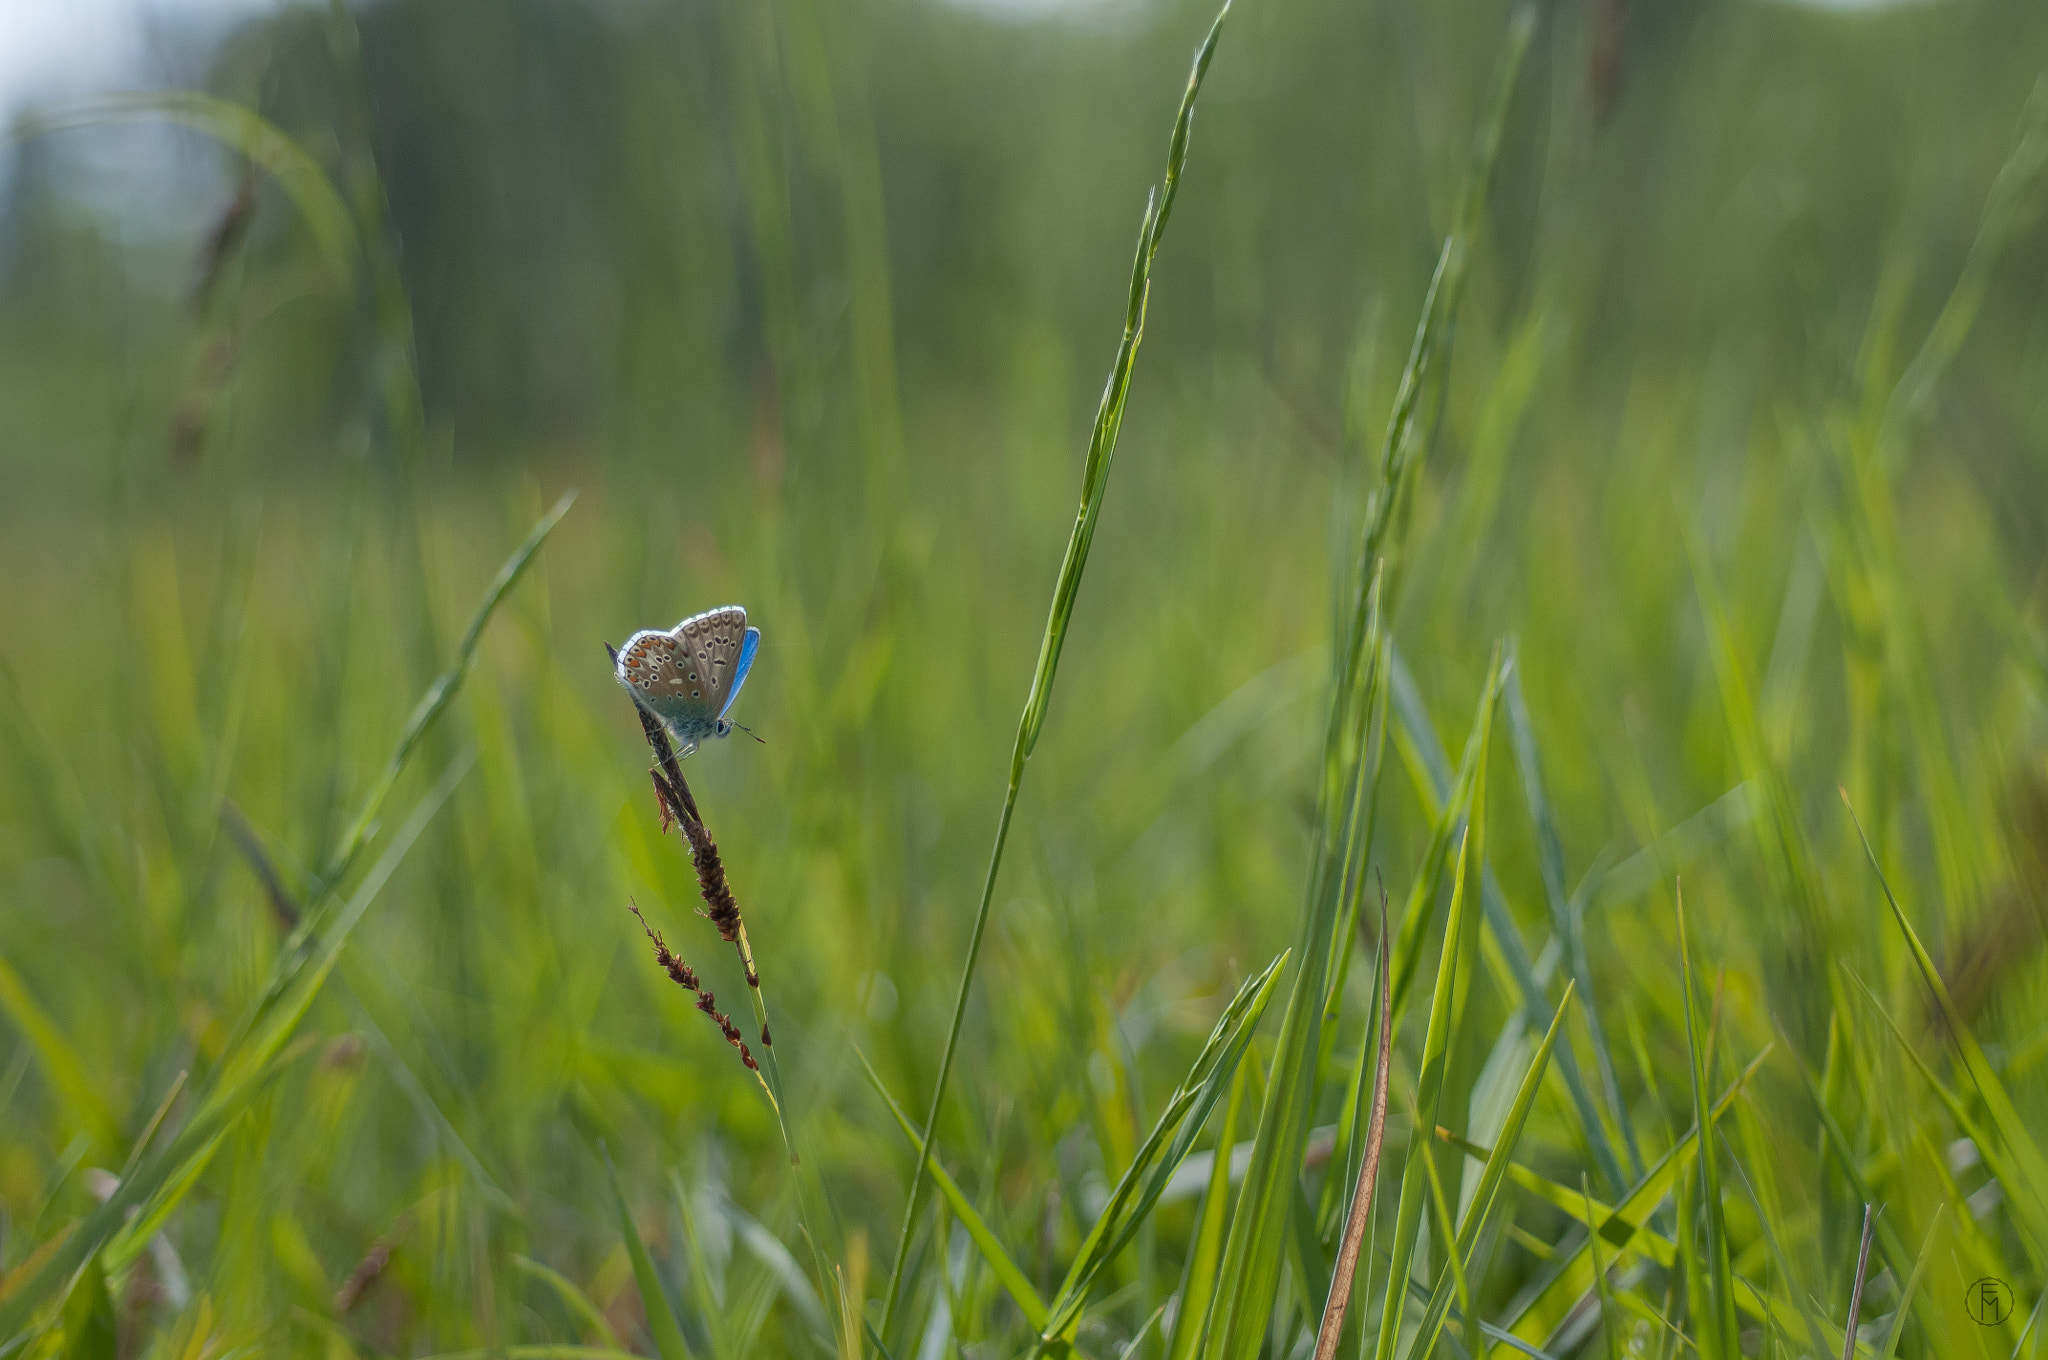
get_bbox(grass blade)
[1036,951,1289,1350]
[1493,1044,1771,1351]
[1166,1061,1252,1360]
[1405,982,1575,1360]
[1503,650,1640,1181]
[1372,805,1489,1360]
[1313,893,1392,1360]
[14,91,361,284]
[1874,1206,1943,1360]
[1674,884,1738,1360]
[1390,645,1626,1196]
[877,6,1233,1331]
[512,1255,623,1349]
[607,1147,693,1360]
[856,1048,1049,1332]
[1842,1204,1878,1360]
[1842,791,2048,1262]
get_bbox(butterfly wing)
[720,627,761,721]
[616,627,718,746]
[672,606,751,724]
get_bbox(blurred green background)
[2,0,2047,1354]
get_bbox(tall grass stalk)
[876,2,1235,1331]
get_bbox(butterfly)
[615,606,762,755]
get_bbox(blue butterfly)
[615,605,761,755]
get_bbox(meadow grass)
[2,0,2048,1358]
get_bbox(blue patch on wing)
[720,627,761,720]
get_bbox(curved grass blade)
[1035,951,1289,1351]
[14,92,360,284]
[877,6,1233,1333]
[107,756,470,1270]
[1883,73,2048,453]
[0,957,120,1156]
[59,1256,115,1360]
[1200,8,1534,1353]
[1720,1131,1832,1360]
[512,1256,623,1349]
[1583,1177,1618,1360]
[1474,1148,1850,1355]
[318,490,576,904]
[1842,1204,1879,1360]
[719,1197,834,1349]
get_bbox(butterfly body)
[615,606,761,755]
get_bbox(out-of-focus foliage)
[1,0,2046,1355]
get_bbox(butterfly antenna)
[734,722,767,745]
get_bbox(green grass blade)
[1884,72,2048,452]
[1372,810,1488,1360]
[719,1199,834,1349]
[877,6,1232,1330]
[1503,651,1640,1180]
[1168,1061,1252,1360]
[1406,983,1574,1360]
[512,1255,624,1349]
[1037,951,1288,1349]
[1686,535,1838,1033]
[1493,1045,1771,1351]
[855,1048,1050,1332]
[408,1350,642,1360]
[0,752,463,1336]
[606,1147,694,1360]
[0,1038,307,1342]
[1839,965,2048,1271]
[59,1255,115,1360]
[1313,893,1391,1360]
[14,91,361,284]
[1584,1177,1619,1360]
[1842,793,2048,1259]
[671,1174,730,1360]
[319,490,575,900]
[1385,652,1502,1021]
[1198,630,1396,1360]
[1874,1207,1944,1360]
[1719,1135,1832,1360]
[1389,647,1625,1196]
[72,491,568,1288]
[1674,885,1738,1360]
[105,756,469,1271]
[0,957,119,1157]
